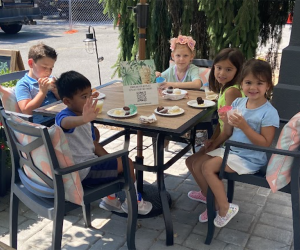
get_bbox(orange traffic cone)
[287,12,293,24]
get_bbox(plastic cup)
[95,100,104,114]
[156,77,166,89]
[156,77,166,83]
[227,107,242,125]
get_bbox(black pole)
[272,0,300,119]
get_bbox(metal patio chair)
[0,108,137,250]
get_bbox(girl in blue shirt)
[192,59,279,227]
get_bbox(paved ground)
[0,21,295,250]
[0,127,295,250]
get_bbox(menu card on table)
[120,59,158,106]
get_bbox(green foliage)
[100,0,209,75]
[0,68,18,87]
[199,0,259,59]
[100,0,293,75]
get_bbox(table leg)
[135,157,144,193]
[156,133,174,246]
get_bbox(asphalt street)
[0,19,120,88]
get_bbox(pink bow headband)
[170,35,196,52]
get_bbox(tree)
[101,0,293,75]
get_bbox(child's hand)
[204,139,215,153]
[218,111,228,124]
[155,71,161,77]
[228,113,245,129]
[38,77,50,94]
[159,82,172,90]
[51,83,59,98]
[218,105,230,124]
[82,96,99,123]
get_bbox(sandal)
[214,203,239,228]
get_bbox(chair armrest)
[5,110,33,122]
[0,70,29,84]
[219,140,300,178]
[54,149,129,175]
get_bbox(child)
[192,59,279,226]
[155,35,201,89]
[186,48,245,202]
[15,42,59,125]
[55,70,152,215]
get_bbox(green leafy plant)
[0,68,18,87]
[0,68,18,169]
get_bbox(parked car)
[0,0,43,34]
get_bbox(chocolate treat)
[159,108,168,114]
[167,86,173,94]
[196,97,204,105]
[125,111,130,115]
[123,106,130,111]
[157,106,164,112]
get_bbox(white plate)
[162,89,187,100]
[187,99,216,108]
[154,107,185,116]
[93,91,106,100]
[107,108,137,118]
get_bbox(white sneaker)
[121,194,153,215]
[99,196,124,213]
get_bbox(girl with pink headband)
[156,35,202,90]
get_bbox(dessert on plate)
[123,106,130,115]
[173,88,181,95]
[166,86,173,94]
[168,106,181,114]
[196,97,204,105]
[113,109,124,116]
[157,106,168,114]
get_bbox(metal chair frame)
[205,120,300,250]
[0,108,137,250]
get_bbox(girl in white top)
[192,59,279,227]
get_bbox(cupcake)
[123,106,130,115]
[166,86,173,94]
[196,97,204,105]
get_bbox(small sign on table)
[120,59,158,106]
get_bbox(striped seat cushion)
[10,114,84,205]
[266,112,300,192]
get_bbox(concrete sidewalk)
[0,127,294,250]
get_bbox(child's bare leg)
[185,147,206,173]
[117,157,135,181]
[190,154,212,191]
[202,157,235,216]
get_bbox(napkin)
[139,114,157,124]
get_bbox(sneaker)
[214,203,239,228]
[199,209,208,223]
[187,190,207,204]
[99,196,124,213]
[121,193,153,215]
